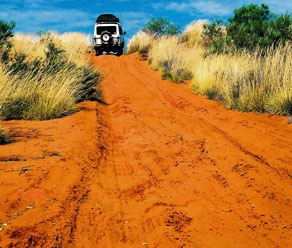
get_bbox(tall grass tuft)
[128,20,292,116]
[0,32,100,120]
[126,31,155,54]
[148,36,193,83]
[0,124,10,144]
[180,20,206,51]
[191,44,292,114]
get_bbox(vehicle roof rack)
[96,14,120,23]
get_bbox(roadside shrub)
[148,36,193,83]
[202,4,292,55]
[191,43,292,114]
[0,125,10,144]
[126,31,155,54]
[202,20,228,55]
[143,17,180,37]
[0,22,101,120]
[0,20,15,46]
[180,20,206,51]
[0,20,15,63]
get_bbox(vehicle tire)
[95,49,101,56]
[117,47,123,56]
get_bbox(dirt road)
[0,53,292,247]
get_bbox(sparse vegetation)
[0,21,100,121]
[148,36,193,83]
[0,125,10,144]
[202,4,292,55]
[126,31,154,55]
[143,17,180,37]
[127,4,292,116]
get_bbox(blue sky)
[0,0,291,41]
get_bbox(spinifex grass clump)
[148,36,193,83]
[0,125,10,144]
[191,44,292,115]
[0,30,100,120]
[128,5,292,116]
[126,31,155,55]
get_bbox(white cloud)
[191,1,232,16]
[153,0,291,18]
[153,1,232,17]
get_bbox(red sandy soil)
[0,53,292,248]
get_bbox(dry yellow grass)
[148,36,195,82]
[57,32,92,67]
[0,32,99,120]
[12,32,91,67]
[191,44,292,114]
[126,31,155,54]
[0,64,83,120]
[129,21,292,115]
[180,20,206,51]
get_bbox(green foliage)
[270,96,292,115]
[202,20,228,55]
[0,20,15,63]
[0,20,15,47]
[161,68,192,83]
[202,4,292,54]
[227,4,272,51]
[204,86,223,101]
[143,17,180,37]
[269,14,292,45]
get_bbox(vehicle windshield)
[96,26,117,35]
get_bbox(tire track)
[90,54,292,248]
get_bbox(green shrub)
[0,20,15,63]
[202,4,292,55]
[202,20,227,55]
[143,17,180,37]
[0,20,15,47]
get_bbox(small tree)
[269,14,292,45]
[0,20,16,63]
[0,20,15,47]
[202,4,292,54]
[202,20,227,55]
[143,17,180,37]
[226,4,272,51]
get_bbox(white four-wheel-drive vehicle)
[93,14,126,56]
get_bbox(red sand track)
[0,53,292,247]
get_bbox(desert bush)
[126,31,155,54]
[0,64,83,120]
[180,20,206,51]
[0,21,100,120]
[0,20,15,63]
[0,125,10,144]
[202,4,292,55]
[0,20,15,46]
[191,43,292,114]
[148,36,193,83]
[126,5,291,116]
[143,17,180,37]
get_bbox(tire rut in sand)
[90,54,292,247]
